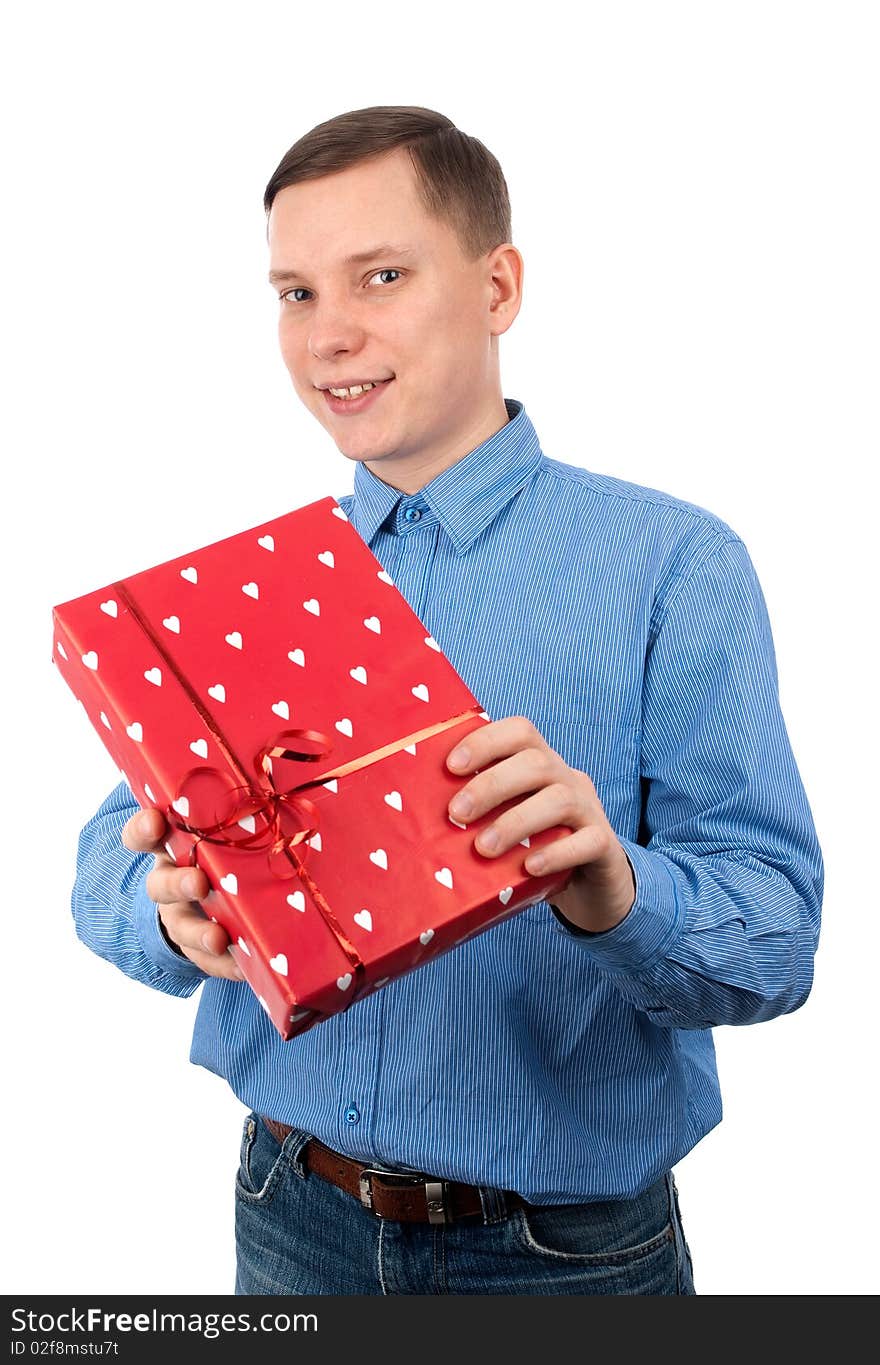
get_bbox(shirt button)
[403,506,422,523]
[344,1104,360,1124]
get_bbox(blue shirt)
[71,397,823,1202]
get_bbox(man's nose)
[307,299,366,360]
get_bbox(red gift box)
[53,497,572,1039]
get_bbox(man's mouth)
[321,378,394,413]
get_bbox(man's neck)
[362,397,511,495]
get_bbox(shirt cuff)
[549,839,684,973]
[134,876,207,982]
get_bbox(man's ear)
[488,243,524,335]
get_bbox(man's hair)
[263,105,511,261]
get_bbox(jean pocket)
[234,1112,290,1207]
[515,1193,674,1265]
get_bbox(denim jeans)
[234,1113,696,1295]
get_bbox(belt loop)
[477,1184,512,1226]
[261,1119,312,1179]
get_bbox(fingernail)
[527,853,546,874]
[182,873,199,899]
[478,828,499,853]
[448,746,470,770]
[450,793,473,819]
[200,931,215,952]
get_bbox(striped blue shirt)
[71,397,823,1202]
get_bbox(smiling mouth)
[323,378,394,400]
[321,378,395,413]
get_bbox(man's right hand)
[121,807,244,979]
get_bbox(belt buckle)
[357,1167,449,1224]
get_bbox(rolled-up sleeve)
[554,536,823,1029]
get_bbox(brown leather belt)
[261,1117,526,1225]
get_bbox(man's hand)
[120,808,244,979]
[446,717,637,934]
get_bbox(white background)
[3,0,877,1296]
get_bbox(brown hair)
[263,105,512,261]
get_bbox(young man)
[72,106,823,1296]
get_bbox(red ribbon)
[112,577,484,1009]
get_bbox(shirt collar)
[349,398,544,555]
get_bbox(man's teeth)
[328,381,379,398]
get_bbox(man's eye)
[279,270,402,305]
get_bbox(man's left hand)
[446,716,637,934]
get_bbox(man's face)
[267,147,516,487]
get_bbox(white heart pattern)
[308,832,322,852]
[335,717,353,738]
[419,929,435,946]
[180,566,198,584]
[287,891,306,912]
[99,711,111,729]
[257,534,274,551]
[126,722,143,742]
[242,581,259,599]
[172,796,190,817]
[207,683,226,702]
[404,743,417,755]
[434,867,453,889]
[412,683,430,702]
[144,667,162,687]
[520,836,531,848]
[303,599,320,616]
[364,616,381,634]
[288,648,305,666]
[238,814,256,833]
[354,910,373,932]
[377,569,393,585]
[82,651,98,670]
[337,973,353,991]
[331,505,348,521]
[349,665,367,685]
[317,550,335,568]
[220,873,238,895]
[369,848,388,870]
[190,738,208,758]
[100,599,118,618]
[384,790,403,812]
[225,631,243,650]
[271,700,290,719]
[270,953,288,976]
[323,778,338,793]
[143,783,156,802]
[424,636,441,652]
[163,615,180,633]
[499,887,514,905]
[237,937,251,955]
[164,842,176,861]
[56,640,68,660]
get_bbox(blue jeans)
[234,1113,696,1295]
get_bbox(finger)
[446,715,545,774]
[466,783,582,857]
[159,901,240,973]
[449,748,559,826]
[146,860,211,906]
[522,824,611,877]
[121,806,168,852]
